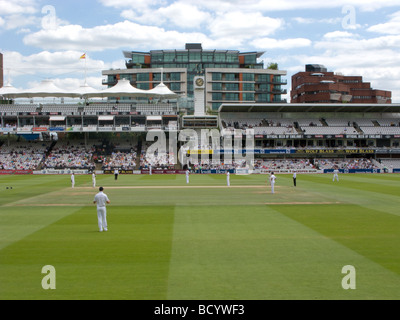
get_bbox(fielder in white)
[269,172,276,194]
[92,172,96,188]
[333,168,339,182]
[93,186,110,232]
[226,171,230,186]
[71,173,75,188]
[186,169,190,184]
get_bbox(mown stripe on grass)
[0,205,175,300]
[274,204,400,276]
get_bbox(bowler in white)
[93,186,111,232]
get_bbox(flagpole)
[84,55,87,85]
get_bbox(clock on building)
[195,77,204,87]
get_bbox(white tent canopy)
[147,82,178,99]
[15,79,79,98]
[84,79,148,98]
[0,83,23,98]
[72,82,102,98]
[2,78,179,100]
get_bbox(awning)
[146,116,162,121]
[98,115,115,121]
[49,116,66,121]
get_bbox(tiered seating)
[136,104,174,115]
[0,141,49,170]
[41,104,80,115]
[0,104,39,115]
[360,126,400,135]
[44,141,95,169]
[83,104,132,115]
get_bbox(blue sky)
[1,0,400,102]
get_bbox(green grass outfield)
[0,173,399,300]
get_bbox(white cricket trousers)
[271,182,275,194]
[97,207,107,231]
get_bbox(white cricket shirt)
[94,192,110,208]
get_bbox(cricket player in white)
[186,169,190,184]
[71,173,75,188]
[93,187,110,232]
[293,171,297,187]
[333,168,339,182]
[92,173,96,188]
[269,172,276,194]
[226,171,230,186]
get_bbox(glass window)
[137,73,149,81]
[120,74,132,81]
[170,73,181,81]
[164,52,176,62]
[225,83,239,91]
[137,83,149,90]
[243,93,254,101]
[170,83,181,91]
[257,74,269,82]
[189,52,201,62]
[132,54,145,65]
[244,54,257,65]
[176,52,188,62]
[226,53,239,63]
[225,73,237,81]
[242,83,254,91]
[212,83,222,91]
[225,93,239,101]
[242,73,255,81]
[203,53,214,62]
[215,53,226,62]
[212,73,222,81]
[212,93,222,100]
[258,84,270,92]
[152,53,163,63]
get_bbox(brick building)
[291,64,391,104]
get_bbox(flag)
[80,53,86,59]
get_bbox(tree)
[267,62,278,70]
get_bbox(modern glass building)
[102,44,287,111]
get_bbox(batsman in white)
[93,186,111,232]
[186,169,190,184]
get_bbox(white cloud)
[3,50,110,79]
[322,31,357,39]
[121,2,212,29]
[251,37,312,49]
[181,0,400,12]
[208,11,282,39]
[0,0,37,15]
[22,20,209,51]
[1,14,39,30]
[368,11,400,35]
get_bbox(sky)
[1,0,400,102]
